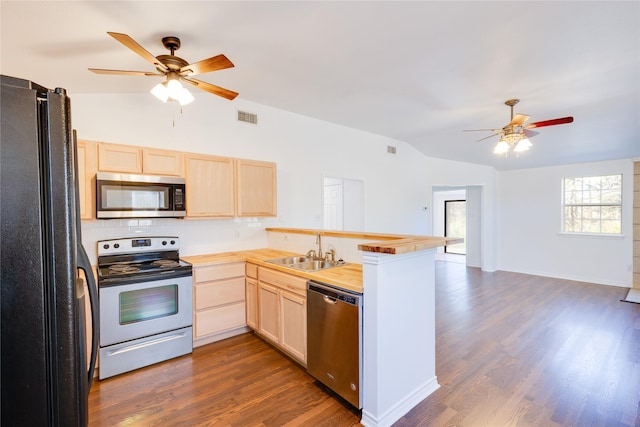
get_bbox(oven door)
[99,275,193,347]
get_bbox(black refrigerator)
[1,75,99,426]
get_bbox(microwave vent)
[237,110,258,125]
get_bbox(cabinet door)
[246,277,258,330]
[236,159,277,217]
[142,148,184,176]
[258,282,279,344]
[98,143,142,173]
[185,154,235,217]
[280,290,307,364]
[76,140,97,220]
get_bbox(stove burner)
[151,259,180,268]
[108,264,140,274]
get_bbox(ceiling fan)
[464,99,574,154]
[89,32,238,105]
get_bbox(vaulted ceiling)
[1,1,638,170]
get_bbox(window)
[562,174,622,234]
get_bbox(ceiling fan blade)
[525,116,574,129]
[107,32,168,72]
[463,128,502,132]
[523,129,540,138]
[180,54,234,76]
[509,113,530,126]
[476,132,502,142]
[183,77,239,100]
[89,68,164,77]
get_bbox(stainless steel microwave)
[96,172,186,219]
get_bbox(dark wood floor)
[88,262,640,426]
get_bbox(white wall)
[72,92,633,288]
[72,92,429,263]
[497,158,634,287]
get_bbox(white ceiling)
[2,1,639,170]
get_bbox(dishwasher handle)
[323,295,338,305]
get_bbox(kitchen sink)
[266,255,346,271]
[267,255,310,265]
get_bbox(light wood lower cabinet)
[256,266,307,365]
[193,262,248,347]
[245,263,259,330]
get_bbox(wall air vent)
[237,110,258,125]
[387,145,397,154]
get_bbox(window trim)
[560,174,622,235]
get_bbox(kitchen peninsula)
[184,228,460,427]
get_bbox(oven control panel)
[98,236,180,256]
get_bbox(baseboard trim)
[360,377,440,427]
[495,266,630,288]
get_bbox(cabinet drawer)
[246,262,258,279]
[195,277,245,310]
[194,262,245,283]
[195,302,246,338]
[258,267,307,296]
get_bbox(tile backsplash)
[81,217,279,265]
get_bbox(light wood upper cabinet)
[76,140,97,220]
[84,141,276,219]
[98,142,142,173]
[97,143,184,176]
[142,148,183,176]
[185,153,235,217]
[236,159,277,217]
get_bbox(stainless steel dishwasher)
[307,280,362,408]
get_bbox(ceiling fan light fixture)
[514,138,532,152]
[177,87,194,106]
[493,139,510,154]
[150,82,169,103]
[166,77,183,100]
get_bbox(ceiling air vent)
[237,110,258,125]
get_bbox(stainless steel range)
[96,236,193,379]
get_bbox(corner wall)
[497,158,634,287]
[634,161,640,288]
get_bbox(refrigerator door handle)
[77,244,99,389]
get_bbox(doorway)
[322,177,364,231]
[444,200,466,255]
[432,185,482,268]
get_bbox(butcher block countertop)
[266,227,462,255]
[182,248,364,294]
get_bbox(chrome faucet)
[324,248,336,262]
[316,233,323,259]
